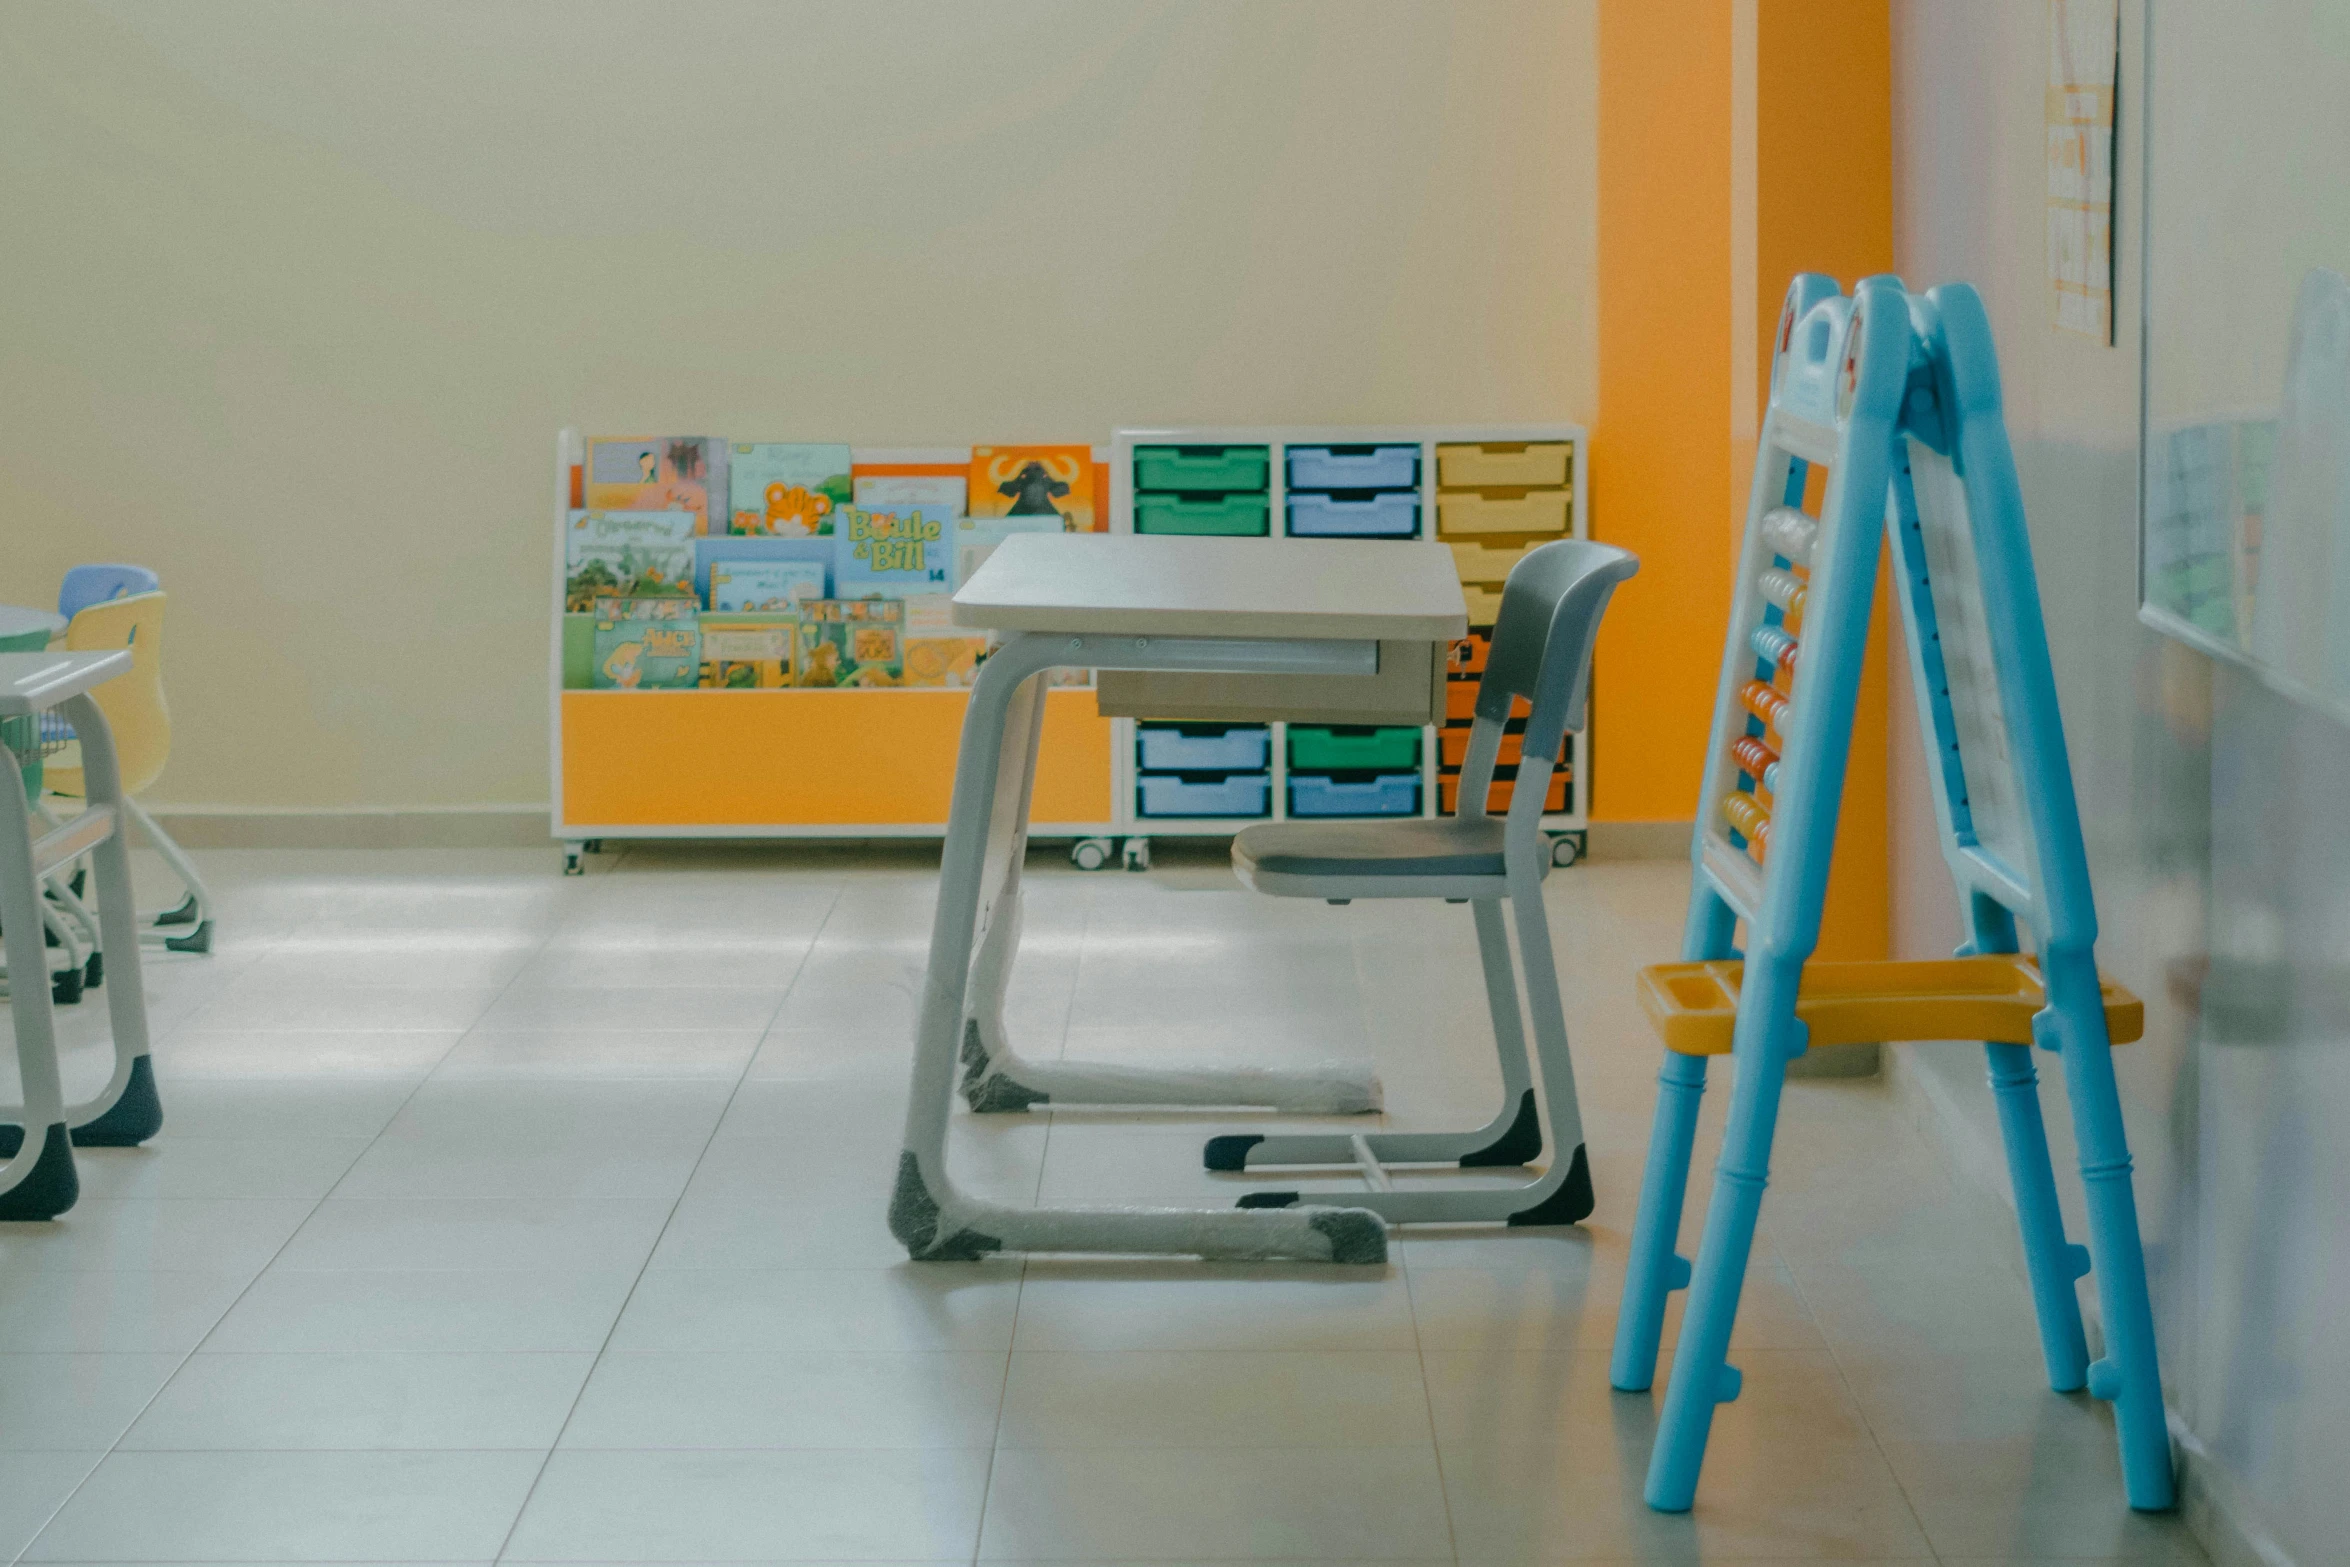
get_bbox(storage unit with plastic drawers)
[1101,425,1588,866]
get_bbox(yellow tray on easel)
[1635,955,2144,1056]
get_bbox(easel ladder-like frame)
[1608,275,2173,1514]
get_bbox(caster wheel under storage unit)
[1121,836,1152,872]
[1549,832,1584,868]
[562,842,585,876]
[1069,838,1114,872]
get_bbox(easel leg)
[1984,1040,2088,1390]
[2045,954,2175,1510]
[1615,886,1737,1391]
[1610,1050,1707,1390]
[1645,963,1795,1513]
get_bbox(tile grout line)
[480,861,838,1567]
[974,856,1084,1564]
[1769,1223,1947,1563]
[5,870,559,1567]
[1397,1244,1467,1567]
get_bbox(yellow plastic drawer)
[1437,442,1572,489]
[1463,583,1504,625]
[1448,540,1542,583]
[1437,490,1571,537]
[1634,956,2146,1057]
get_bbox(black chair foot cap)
[1460,1089,1543,1167]
[1505,1144,1595,1227]
[1203,1134,1263,1172]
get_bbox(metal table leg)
[889,632,1388,1263]
[956,656,1381,1118]
[0,691,162,1169]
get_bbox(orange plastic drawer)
[1439,770,1569,816]
[1439,728,1530,769]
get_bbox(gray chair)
[1207,538,1639,1226]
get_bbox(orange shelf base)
[559,688,1114,829]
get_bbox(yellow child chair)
[42,592,214,953]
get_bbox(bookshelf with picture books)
[550,424,1593,872]
[550,431,1117,871]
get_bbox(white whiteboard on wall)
[2140,0,2350,723]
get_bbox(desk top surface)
[0,605,65,641]
[952,534,1469,640]
[0,651,132,716]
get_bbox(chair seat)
[1234,816,1517,883]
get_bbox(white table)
[0,606,65,645]
[890,534,1467,1264]
[0,651,159,1219]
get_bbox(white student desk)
[1,651,155,1220]
[891,532,1467,1265]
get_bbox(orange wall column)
[1596,0,1891,961]
[1592,2,1736,832]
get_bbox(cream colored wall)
[0,0,1597,812]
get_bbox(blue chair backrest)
[60,564,160,622]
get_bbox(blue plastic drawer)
[1136,771,1272,819]
[1286,444,1421,491]
[1286,491,1421,538]
[1287,772,1424,818]
[1135,723,1272,772]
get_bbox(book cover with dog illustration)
[584,438,727,535]
[968,445,1096,531]
[729,443,853,536]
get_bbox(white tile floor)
[0,841,2205,1565]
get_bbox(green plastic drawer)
[1133,445,1270,493]
[1287,724,1422,772]
[1133,493,1271,536]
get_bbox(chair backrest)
[59,564,160,622]
[62,591,171,794]
[1475,538,1641,759]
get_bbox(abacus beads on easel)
[1721,506,1815,865]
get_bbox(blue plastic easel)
[1608,275,2175,1514]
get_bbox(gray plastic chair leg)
[123,796,215,950]
[1209,897,1537,1170]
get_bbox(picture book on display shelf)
[798,598,904,688]
[565,510,698,610]
[729,443,852,536]
[585,438,726,535]
[970,445,1097,531]
[591,597,700,690]
[834,503,952,599]
[709,559,825,611]
[699,611,798,688]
